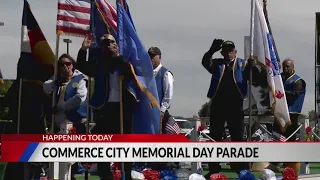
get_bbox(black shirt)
[213,60,243,110]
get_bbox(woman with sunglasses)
[43,53,88,130]
[43,54,88,180]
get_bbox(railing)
[185,115,320,175]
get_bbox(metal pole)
[263,0,281,65]
[63,39,72,54]
[248,0,255,170]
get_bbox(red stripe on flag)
[104,0,117,20]
[57,26,90,36]
[57,15,90,25]
[58,4,90,14]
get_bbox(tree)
[198,101,210,117]
[0,80,14,120]
[308,110,317,122]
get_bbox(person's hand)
[160,112,165,120]
[247,57,256,67]
[210,39,224,52]
[81,34,93,50]
[54,74,66,87]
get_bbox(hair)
[58,53,76,72]
[148,47,161,59]
[282,58,295,67]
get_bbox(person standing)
[148,47,177,134]
[77,34,135,180]
[202,39,259,176]
[43,54,88,180]
[268,58,306,172]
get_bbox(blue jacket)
[207,57,248,100]
[283,73,306,113]
[155,66,173,103]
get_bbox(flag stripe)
[57,26,90,36]
[58,10,90,21]
[58,4,91,14]
[57,21,89,31]
[57,0,117,36]
[57,15,90,25]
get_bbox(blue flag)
[89,0,117,62]
[116,0,161,134]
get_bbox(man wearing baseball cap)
[148,47,176,134]
[77,34,135,180]
[202,39,260,176]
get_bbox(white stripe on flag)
[57,10,90,21]
[252,0,291,128]
[57,20,89,31]
[58,0,90,8]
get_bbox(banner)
[1,134,320,162]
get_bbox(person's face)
[221,48,237,60]
[58,57,73,77]
[150,55,161,69]
[282,60,294,75]
[101,38,119,56]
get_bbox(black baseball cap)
[221,40,235,51]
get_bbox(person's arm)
[243,59,261,81]
[76,49,96,77]
[160,71,174,113]
[43,77,57,94]
[202,39,224,74]
[285,79,306,98]
[202,50,218,74]
[64,79,88,112]
[117,56,134,80]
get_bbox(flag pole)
[119,76,125,180]
[17,78,22,134]
[48,34,60,180]
[263,0,281,64]
[51,34,60,134]
[249,0,255,141]
[248,0,255,170]
[85,76,91,180]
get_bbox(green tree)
[308,110,317,121]
[0,80,12,96]
[0,80,14,120]
[198,101,210,117]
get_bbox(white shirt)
[108,72,120,102]
[154,64,174,113]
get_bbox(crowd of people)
[2,35,307,180]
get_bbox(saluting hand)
[210,39,224,52]
[81,34,93,50]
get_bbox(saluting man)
[201,39,260,176]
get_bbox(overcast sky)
[0,0,318,117]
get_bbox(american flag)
[165,117,181,134]
[272,132,287,142]
[56,0,117,36]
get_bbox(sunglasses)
[101,39,116,45]
[59,62,72,67]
